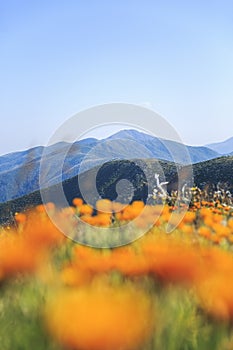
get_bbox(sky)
[1,0,233,155]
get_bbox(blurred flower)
[72,197,83,207]
[44,282,154,350]
[79,204,94,216]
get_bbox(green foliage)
[0,278,62,350]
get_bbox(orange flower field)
[1,199,233,349]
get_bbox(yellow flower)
[44,282,154,350]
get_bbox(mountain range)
[1,155,233,225]
[0,129,233,204]
[206,136,233,154]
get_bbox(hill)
[1,155,233,225]
[0,158,178,224]
[0,130,220,203]
[190,156,233,190]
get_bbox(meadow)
[1,197,233,349]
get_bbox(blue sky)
[1,0,233,155]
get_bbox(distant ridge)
[109,129,219,164]
[206,136,233,155]
[0,129,220,203]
